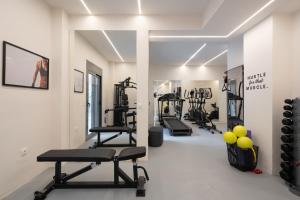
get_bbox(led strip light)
[137,0,142,15]
[101,31,125,62]
[181,43,207,67]
[79,0,92,15]
[201,49,228,67]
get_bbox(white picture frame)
[74,69,84,93]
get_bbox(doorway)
[86,62,102,140]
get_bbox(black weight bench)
[89,126,136,148]
[34,147,149,200]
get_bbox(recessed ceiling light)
[150,0,276,39]
[101,31,125,62]
[201,49,228,67]
[182,43,207,67]
[137,0,142,15]
[80,0,92,15]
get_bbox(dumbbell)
[281,126,293,134]
[283,111,293,118]
[284,105,293,111]
[281,135,294,143]
[122,94,128,100]
[281,144,293,153]
[281,162,293,171]
[285,99,294,105]
[282,118,293,126]
[281,152,293,162]
[280,170,293,182]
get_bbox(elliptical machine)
[194,88,222,134]
[183,89,197,121]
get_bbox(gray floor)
[3,121,299,200]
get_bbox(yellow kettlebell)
[233,125,247,138]
[223,132,237,144]
[237,136,257,162]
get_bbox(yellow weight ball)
[223,132,237,144]
[233,125,247,137]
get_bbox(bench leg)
[129,132,133,145]
[34,162,62,200]
[136,176,146,197]
[34,180,54,200]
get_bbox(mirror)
[149,34,227,136]
[69,30,137,147]
[226,65,244,130]
[152,79,223,134]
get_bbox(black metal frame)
[34,158,149,200]
[157,93,185,124]
[113,77,137,126]
[2,41,50,90]
[91,130,136,148]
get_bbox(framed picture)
[74,69,84,93]
[2,41,49,89]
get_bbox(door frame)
[86,61,103,141]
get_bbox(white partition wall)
[244,17,274,174]
[244,15,295,174]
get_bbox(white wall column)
[244,15,293,175]
[136,22,149,157]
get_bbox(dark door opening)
[86,67,102,140]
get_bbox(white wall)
[227,36,244,70]
[149,64,227,125]
[0,0,60,198]
[51,9,70,149]
[272,14,293,175]
[291,11,300,98]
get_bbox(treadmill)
[158,93,192,136]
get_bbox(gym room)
[0,0,300,200]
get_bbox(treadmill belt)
[164,118,192,136]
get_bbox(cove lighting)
[137,0,142,15]
[182,43,207,67]
[80,0,92,15]
[226,0,275,37]
[150,35,226,39]
[201,50,227,67]
[101,31,125,62]
[150,0,276,39]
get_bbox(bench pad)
[89,126,130,133]
[37,149,116,162]
[118,147,146,161]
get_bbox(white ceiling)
[150,41,227,66]
[46,0,137,15]
[45,0,300,66]
[78,30,136,63]
[143,0,211,16]
[46,0,219,16]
